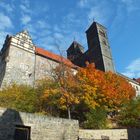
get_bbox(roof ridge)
[35,47,77,68]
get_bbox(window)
[22,36,27,41]
[102,40,107,46]
[99,30,106,37]
[14,125,31,140]
[16,51,23,57]
[20,41,25,46]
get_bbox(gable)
[10,30,35,53]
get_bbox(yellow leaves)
[77,63,136,111]
[39,64,81,114]
[39,62,136,115]
[0,84,37,112]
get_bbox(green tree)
[118,97,140,128]
[83,107,107,129]
[37,79,61,116]
[0,84,37,113]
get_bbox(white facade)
[118,73,140,97]
[129,81,140,97]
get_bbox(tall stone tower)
[0,30,35,87]
[86,22,115,72]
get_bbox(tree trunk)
[68,107,71,119]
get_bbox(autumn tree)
[104,72,136,110]
[75,63,136,128]
[37,62,136,127]
[76,63,136,111]
[40,64,80,119]
[76,63,106,110]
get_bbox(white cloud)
[37,20,50,29]
[0,13,13,49]
[0,13,13,30]
[37,36,56,51]
[127,58,140,71]
[53,25,61,32]
[78,1,116,25]
[78,0,140,32]
[0,31,11,49]
[121,0,140,12]
[78,0,88,7]
[21,15,31,25]
[122,58,140,78]
[20,0,32,26]
[22,0,30,8]
[63,13,81,26]
[0,2,13,12]
[37,21,46,28]
[20,4,31,14]
[88,7,106,24]
[53,33,64,39]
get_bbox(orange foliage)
[104,71,135,109]
[77,63,136,110]
[40,63,136,116]
[41,64,80,117]
[53,65,80,109]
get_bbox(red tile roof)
[136,78,140,84]
[35,47,76,68]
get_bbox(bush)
[83,107,107,129]
[0,84,37,113]
[118,97,140,128]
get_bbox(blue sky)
[0,0,140,78]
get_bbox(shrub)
[0,84,37,113]
[83,107,107,129]
[118,97,140,128]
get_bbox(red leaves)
[77,63,136,110]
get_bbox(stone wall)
[35,54,59,80]
[0,107,140,140]
[1,45,35,87]
[0,31,62,88]
[0,107,79,140]
[79,129,140,140]
[0,47,8,87]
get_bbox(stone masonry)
[0,107,79,140]
[79,129,140,140]
[0,31,63,87]
[67,22,115,72]
[0,107,140,140]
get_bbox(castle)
[67,22,115,72]
[0,22,140,96]
[0,30,75,87]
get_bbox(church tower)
[67,41,85,66]
[86,22,115,72]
